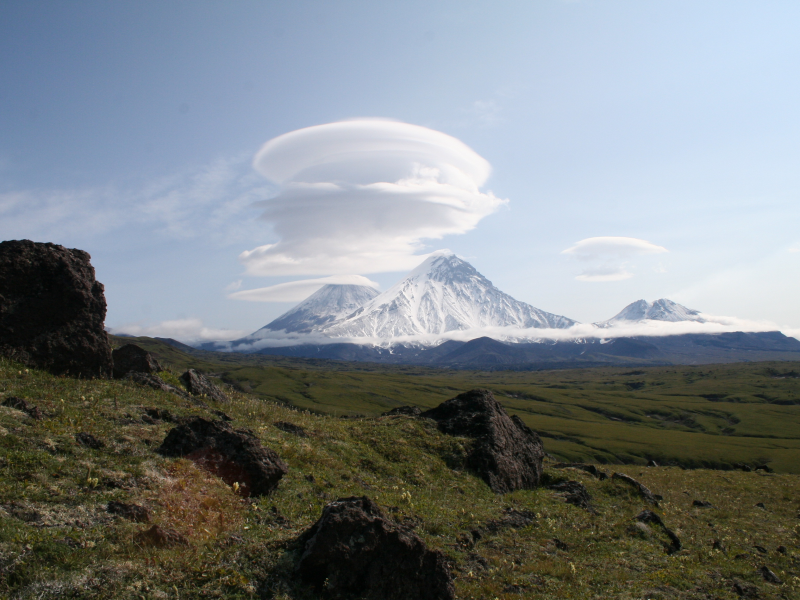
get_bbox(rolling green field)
[116,336,800,473]
[1,355,799,599]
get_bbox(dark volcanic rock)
[484,507,536,532]
[552,462,608,480]
[274,421,308,437]
[76,432,104,450]
[549,480,596,512]
[127,372,199,404]
[295,496,455,600]
[111,344,161,379]
[758,565,782,584]
[732,580,760,598]
[107,501,150,523]
[0,240,113,377]
[693,500,714,508]
[421,389,545,493]
[635,510,681,554]
[156,417,287,497]
[135,525,187,548]
[2,396,43,420]
[613,472,659,506]
[179,369,229,403]
[381,406,422,417]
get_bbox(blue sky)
[2,1,799,341]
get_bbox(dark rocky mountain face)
[0,239,113,377]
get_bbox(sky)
[2,1,799,343]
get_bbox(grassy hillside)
[1,357,799,599]
[112,336,800,473]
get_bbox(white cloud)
[229,274,379,303]
[219,312,786,350]
[562,236,668,283]
[0,155,270,246]
[240,119,506,276]
[109,318,248,343]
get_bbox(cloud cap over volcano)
[240,119,506,276]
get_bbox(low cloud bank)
[109,319,248,344]
[241,119,506,276]
[214,312,792,352]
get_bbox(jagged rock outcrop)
[107,501,150,523]
[127,372,199,405]
[156,417,287,497]
[549,480,596,512]
[381,406,422,417]
[421,389,544,493]
[295,496,455,600]
[0,240,113,377]
[2,396,43,420]
[635,510,681,554]
[613,473,660,506]
[112,344,161,379]
[179,369,229,403]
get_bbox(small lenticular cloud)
[562,236,668,282]
[240,119,507,276]
[230,274,379,303]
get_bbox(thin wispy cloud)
[562,236,668,282]
[240,119,507,276]
[0,155,270,246]
[230,275,379,303]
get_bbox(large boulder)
[179,369,229,403]
[0,240,113,377]
[112,344,161,379]
[296,496,455,600]
[421,388,544,493]
[156,417,287,497]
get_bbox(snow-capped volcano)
[255,284,379,334]
[322,251,576,338]
[598,299,704,327]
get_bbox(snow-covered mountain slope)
[322,251,577,338]
[254,284,380,334]
[598,299,705,327]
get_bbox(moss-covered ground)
[1,356,799,599]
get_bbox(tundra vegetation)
[0,340,798,599]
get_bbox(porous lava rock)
[0,240,113,377]
[381,406,422,417]
[127,372,198,404]
[635,509,681,554]
[111,344,161,379]
[274,421,308,437]
[179,369,229,403]
[107,501,150,523]
[295,496,455,600]
[613,472,660,506]
[549,480,596,512]
[135,525,187,548]
[156,417,287,497]
[421,389,544,493]
[2,396,43,420]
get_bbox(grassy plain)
[1,356,799,599]
[117,336,800,473]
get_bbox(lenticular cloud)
[240,119,506,276]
